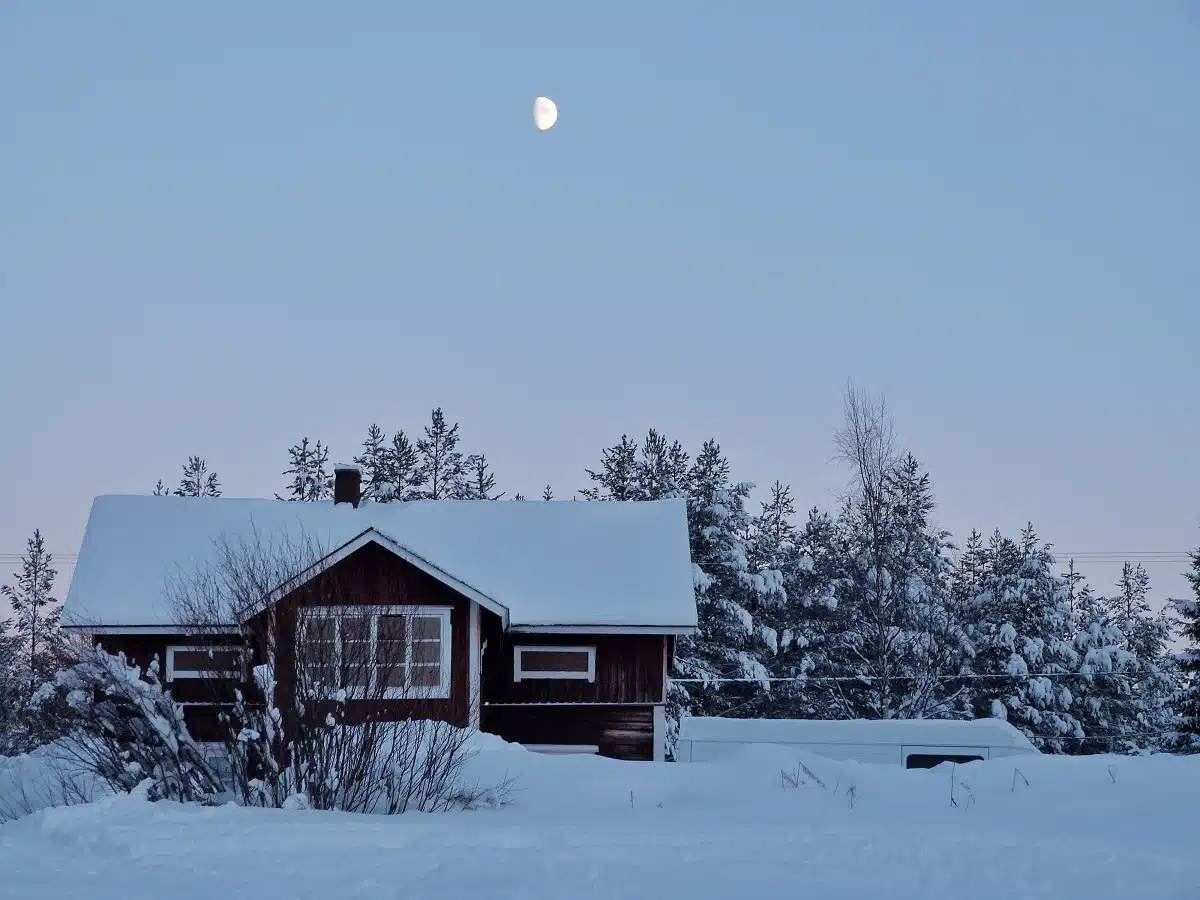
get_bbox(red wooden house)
[61,468,698,761]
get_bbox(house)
[60,467,698,762]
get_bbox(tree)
[353,424,391,502]
[174,456,221,497]
[465,454,503,500]
[1101,562,1178,749]
[279,437,332,502]
[415,408,467,500]
[821,386,966,721]
[152,479,170,496]
[1174,546,1200,752]
[541,484,553,501]
[1,529,63,696]
[672,440,780,721]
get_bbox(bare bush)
[164,522,513,813]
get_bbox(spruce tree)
[541,484,553,501]
[960,526,1096,752]
[672,440,778,720]
[174,456,221,497]
[1174,546,1200,752]
[415,408,467,500]
[1,530,63,696]
[279,437,332,501]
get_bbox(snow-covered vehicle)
[674,717,1039,768]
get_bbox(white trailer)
[675,717,1038,768]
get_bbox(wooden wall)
[480,617,667,705]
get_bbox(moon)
[533,97,558,131]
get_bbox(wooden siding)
[266,541,472,729]
[481,704,655,761]
[93,633,245,741]
[480,617,667,706]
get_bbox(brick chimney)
[333,464,361,508]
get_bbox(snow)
[677,716,1040,751]
[2,734,1198,898]
[64,494,698,630]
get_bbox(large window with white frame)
[513,645,596,682]
[165,645,245,681]
[296,606,452,700]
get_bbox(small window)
[513,646,595,682]
[905,753,984,770]
[166,646,244,681]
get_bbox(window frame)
[165,645,246,682]
[513,645,596,682]
[296,606,453,700]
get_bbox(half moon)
[533,97,558,131]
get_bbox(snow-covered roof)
[63,495,698,632]
[677,717,1037,751]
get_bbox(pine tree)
[174,456,221,497]
[580,435,640,500]
[1173,546,1200,752]
[541,484,553,501]
[464,454,504,500]
[153,479,170,496]
[353,424,391,502]
[1,530,63,696]
[279,437,332,501]
[415,408,467,500]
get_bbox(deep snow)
[2,735,1197,899]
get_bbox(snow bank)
[0,743,109,822]
[2,735,1198,899]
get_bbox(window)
[905,753,983,770]
[296,607,452,699]
[513,646,595,682]
[165,646,244,681]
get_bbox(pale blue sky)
[1,2,1197,606]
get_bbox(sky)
[1,2,1197,611]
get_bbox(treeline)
[5,396,1200,757]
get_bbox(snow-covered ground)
[2,736,1197,899]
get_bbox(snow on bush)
[29,646,224,803]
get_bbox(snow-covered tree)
[1,530,64,697]
[415,408,467,500]
[1100,562,1178,749]
[1174,546,1200,752]
[818,387,966,721]
[957,526,1102,752]
[174,456,221,497]
[354,424,391,502]
[279,437,332,501]
[672,440,780,720]
[580,435,640,500]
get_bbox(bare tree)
[827,383,967,720]
[164,524,510,812]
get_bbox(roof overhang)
[60,624,239,635]
[509,624,697,635]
